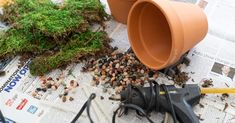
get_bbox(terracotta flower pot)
[127,0,208,70]
[107,0,137,24]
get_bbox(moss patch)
[0,0,110,75]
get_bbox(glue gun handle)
[172,99,200,123]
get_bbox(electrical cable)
[71,93,96,123]
[112,80,178,123]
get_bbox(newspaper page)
[0,57,105,123]
[181,0,235,122]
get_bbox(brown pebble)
[73,81,79,88]
[123,72,128,76]
[40,83,46,88]
[0,70,6,76]
[59,94,63,98]
[111,77,115,82]
[52,85,58,90]
[62,96,67,102]
[70,80,75,86]
[102,65,106,69]
[101,71,106,75]
[64,88,69,93]
[69,97,74,101]
[47,77,53,81]
[101,75,106,80]
[94,69,99,73]
[50,81,55,85]
[202,79,213,88]
[123,78,128,82]
[32,92,37,97]
[55,82,61,87]
[42,80,47,84]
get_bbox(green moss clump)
[29,31,108,75]
[18,9,87,38]
[0,0,110,75]
[0,29,56,57]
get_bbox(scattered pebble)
[0,70,6,76]
[69,97,74,101]
[221,93,229,101]
[201,79,213,88]
[31,77,79,102]
[47,77,53,81]
[62,96,67,102]
[200,94,206,98]
[100,96,104,100]
[82,49,159,93]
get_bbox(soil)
[201,79,213,88]
[173,71,190,86]
[221,93,229,101]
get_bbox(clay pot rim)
[128,0,184,70]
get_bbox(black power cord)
[112,81,178,123]
[0,110,6,123]
[71,93,96,123]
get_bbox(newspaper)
[1,0,235,123]
[181,0,235,122]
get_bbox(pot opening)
[128,1,172,69]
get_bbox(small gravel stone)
[202,79,213,88]
[140,69,144,74]
[81,48,159,93]
[115,63,120,69]
[64,92,68,96]
[69,97,74,101]
[47,84,52,88]
[36,88,42,92]
[51,86,57,90]
[0,70,6,77]
[32,92,37,97]
[47,77,53,81]
[41,88,47,92]
[42,80,47,84]
[59,94,63,98]
[62,96,67,102]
